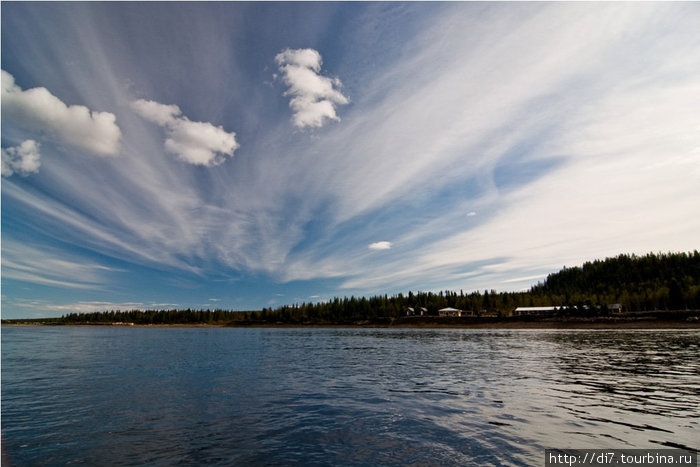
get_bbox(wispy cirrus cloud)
[1,238,117,290]
[2,2,699,319]
[131,99,239,166]
[1,69,121,156]
[275,48,349,129]
[1,140,41,177]
[7,298,180,316]
[264,2,700,294]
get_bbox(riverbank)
[228,317,700,329]
[3,317,699,329]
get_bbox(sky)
[2,2,699,318]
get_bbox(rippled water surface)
[2,327,698,465]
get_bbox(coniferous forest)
[13,251,700,326]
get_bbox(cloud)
[3,3,699,313]
[131,99,239,166]
[271,3,700,295]
[2,177,211,275]
[1,69,121,156]
[130,99,181,126]
[1,238,115,290]
[2,140,41,177]
[275,48,349,128]
[7,299,179,315]
[368,241,392,251]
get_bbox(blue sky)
[2,2,699,318]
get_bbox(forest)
[49,251,700,325]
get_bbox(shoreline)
[3,319,699,330]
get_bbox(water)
[2,327,698,466]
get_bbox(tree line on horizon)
[58,250,700,325]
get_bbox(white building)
[438,307,462,317]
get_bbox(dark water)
[2,327,698,466]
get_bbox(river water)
[2,327,698,465]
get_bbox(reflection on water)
[536,331,699,451]
[2,327,698,465]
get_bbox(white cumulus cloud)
[368,241,392,251]
[130,99,181,126]
[131,99,239,167]
[1,70,121,156]
[2,140,41,177]
[275,48,349,129]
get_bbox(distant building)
[438,307,462,317]
[512,306,561,316]
[406,307,428,316]
[608,304,623,313]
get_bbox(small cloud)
[131,99,239,167]
[275,48,349,129]
[1,69,121,156]
[2,140,41,177]
[467,211,477,217]
[130,99,180,126]
[368,241,392,250]
[208,298,220,302]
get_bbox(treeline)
[532,251,700,311]
[260,251,700,322]
[61,309,249,325]
[59,251,700,325]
